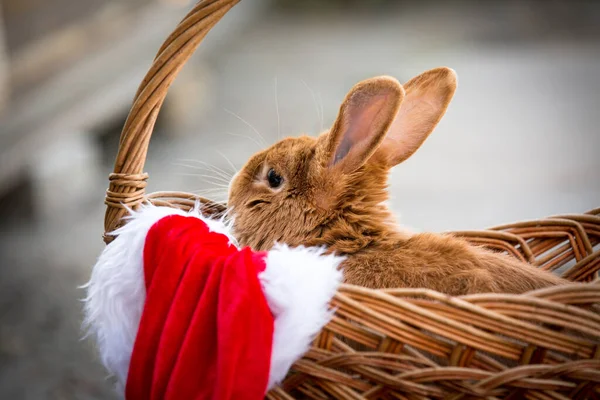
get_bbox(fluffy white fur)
[82,203,343,395]
[82,204,234,392]
[260,244,344,388]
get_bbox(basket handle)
[103,0,241,243]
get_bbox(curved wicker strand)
[117,6,227,157]
[103,0,240,243]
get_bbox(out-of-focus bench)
[0,0,265,221]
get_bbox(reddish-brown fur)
[228,68,567,295]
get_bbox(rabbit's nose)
[228,170,240,198]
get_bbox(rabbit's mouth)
[246,199,271,209]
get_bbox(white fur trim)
[83,203,343,394]
[82,203,234,392]
[260,244,345,389]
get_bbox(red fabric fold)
[126,215,273,400]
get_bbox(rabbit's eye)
[267,168,283,188]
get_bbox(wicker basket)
[102,1,600,398]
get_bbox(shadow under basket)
[101,0,600,398]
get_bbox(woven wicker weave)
[102,1,600,398]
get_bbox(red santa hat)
[83,204,344,400]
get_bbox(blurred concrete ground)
[0,0,599,398]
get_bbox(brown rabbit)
[227,67,568,295]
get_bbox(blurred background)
[0,0,599,398]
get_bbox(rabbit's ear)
[321,76,404,175]
[378,67,457,167]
